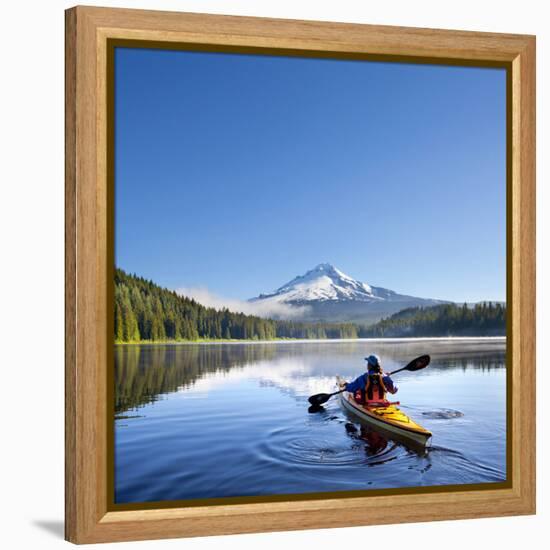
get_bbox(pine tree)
[115,303,124,342]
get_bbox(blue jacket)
[345,372,398,394]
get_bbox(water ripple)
[421,409,465,419]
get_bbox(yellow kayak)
[336,376,432,446]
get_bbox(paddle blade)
[308,393,332,406]
[405,354,431,371]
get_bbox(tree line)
[115,268,360,342]
[115,269,506,342]
[361,302,506,338]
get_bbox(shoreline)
[115,336,506,346]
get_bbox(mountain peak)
[305,262,343,280]
[254,263,375,304]
[313,262,335,271]
[249,263,448,323]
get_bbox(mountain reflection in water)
[115,339,505,413]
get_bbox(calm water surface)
[114,339,506,503]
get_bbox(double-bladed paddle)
[307,354,430,407]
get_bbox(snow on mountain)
[252,263,381,304]
[250,263,447,323]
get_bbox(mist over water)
[114,339,506,503]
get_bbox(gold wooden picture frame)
[65,5,535,544]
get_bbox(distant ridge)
[363,302,506,337]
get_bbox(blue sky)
[115,47,506,303]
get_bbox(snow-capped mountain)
[262,263,376,303]
[250,263,447,323]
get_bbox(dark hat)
[365,354,381,367]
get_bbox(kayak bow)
[336,376,432,446]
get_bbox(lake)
[114,338,507,504]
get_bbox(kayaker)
[340,354,398,404]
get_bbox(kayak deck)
[336,376,432,446]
